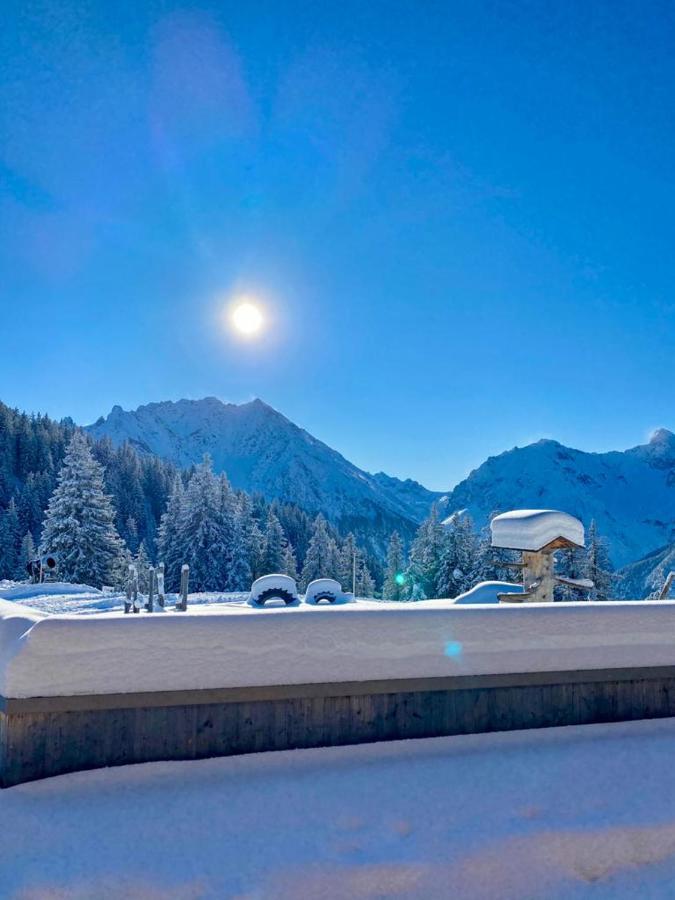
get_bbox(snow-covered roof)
[491,509,584,551]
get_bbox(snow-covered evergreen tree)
[237,493,266,580]
[301,514,339,588]
[263,508,286,573]
[453,515,481,594]
[555,543,589,601]
[434,515,485,598]
[355,554,376,598]
[584,520,615,600]
[157,475,186,591]
[133,540,152,593]
[406,505,444,599]
[16,531,36,581]
[124,516,140,555]
[0,499,21,580]
[177,456,230,592]
[227,497,253,591]
[337,532,357,592]
[39,433,126,587]
[382,531,405,601]
[281,538,299,580]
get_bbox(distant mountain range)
[438,428,675,569]
[87,398,439,554]
[88,398,675,580]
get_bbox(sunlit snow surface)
[3,719,675,898]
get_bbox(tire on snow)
[248,574,299,607]
[252,587,297,607]
[311,593,336,604]
[304,578,343,605]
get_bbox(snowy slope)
[5,720,675,899]
[441,429,675,567]
[87,398,438,541]
[617,543,675,599]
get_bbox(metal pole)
[352,550,357,596]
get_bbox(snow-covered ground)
[0,581,253,615]
[3,718,675,898]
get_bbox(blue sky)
[2,1,675,489]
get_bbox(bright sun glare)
[231,301,264,337]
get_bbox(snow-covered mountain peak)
[627,428,675,468]
[440,428,675,568]
[86,397,440,547]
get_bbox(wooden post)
[146,566,155,612]
[157,563,166,608]
[522,550,555,603]
[177,564,189,611]
[131,565,140,614]
[124,564,133,614]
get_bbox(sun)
[231,301,264,337]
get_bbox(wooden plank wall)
[3,669,675,787]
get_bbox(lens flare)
[444,640,463,658]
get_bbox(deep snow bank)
[3,599,675,698]
[4,719,675,899]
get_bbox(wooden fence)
[3,665,675,787]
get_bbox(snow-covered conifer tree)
[217,473,235,585]
[124,516,140,555]
[281,539,299,580]
[382,531,405,601]
[0,499,21,580]
[227,497,253,591]
[133,540,152,593]
[406,505,444,599]
[555,542,589,601]
[16,531,36,581]
[584,520,615,600]
[337,533,357,592]
[157,475,186,591]
[263,508,286,573]
[300,514,339,588]
[177,456,230,591]
[355,554,376,598]
[453,515,481,594]
[40,433,126,587]
[236,493,266,579]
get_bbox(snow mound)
[0,582,100,602]
[451,581,524,605]
[491,509,584,551]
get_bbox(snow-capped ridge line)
[86,397,441,541]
